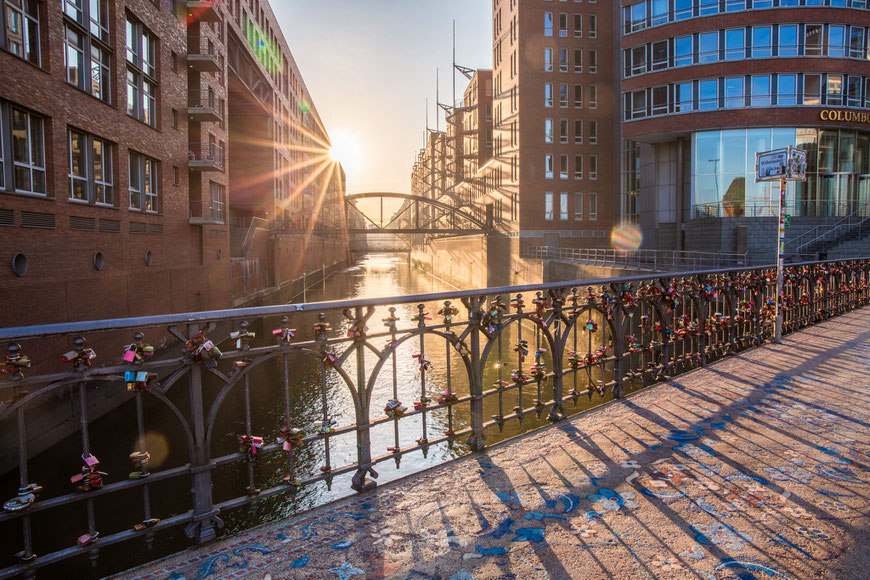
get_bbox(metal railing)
[189,200,225,223]
[187,90,220,113]
[526,247,750,270]
[186,36,215,56]
[0,259,867,578]
[693,200,862,219]
[187,142,225,168]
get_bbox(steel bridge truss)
[0,259,868,577]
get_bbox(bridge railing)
[526,247,752,270]
[0,259,868,577]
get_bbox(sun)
[327,132,360,172]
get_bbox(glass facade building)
[620,0,870,254]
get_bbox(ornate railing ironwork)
[0,258,868,578]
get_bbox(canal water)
[1,254,629,578]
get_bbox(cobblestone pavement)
[123,309,870,580]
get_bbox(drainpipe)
[675,138,685,252]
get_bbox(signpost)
[755,146,807,343]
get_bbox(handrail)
[796,215,870,254]
[786,207,864,249]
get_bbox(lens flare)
[611,223,643,253]
[135,431,170,468]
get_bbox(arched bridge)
[273,192,493,236]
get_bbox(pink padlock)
[283,440,292,452]
[83,454,99,467]
[123,349,137,363]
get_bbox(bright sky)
[273,1,493,198]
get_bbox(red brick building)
[0,0,347,327]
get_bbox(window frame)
[2,0,41,66]
[68,127,115,206]
[63,0,111,103]
[7,105,46,196]
[128,150,159,213]
[126,16,158,128]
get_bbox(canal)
[1,254,628,578]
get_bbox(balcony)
[188,142,225,172]
[186,0,220,22]
[188,90,222,123]
[189,199,225,225]
[186,37,220,73]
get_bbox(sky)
[273,1,493,197]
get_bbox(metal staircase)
[786,209,870,260]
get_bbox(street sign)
[784,214,791,230]
[755,148,808,182]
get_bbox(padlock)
[272,319,297,343]
[238,435,264,458]
[384,399,407,418]
[413,397,431,411]
[437,390,458,405]
[132,518,160,532]
[411,310,432,323]
[129,451,151,479]
[412,353,432,372]
[1,344,31,380]
[514,339,529,361]
[438,303,459,324]
[493,379,510,390]
[77,532,99,547]
[585,319,598,332]
[283,475,303,487]
[511,369,528,384]
[320,417,337,434]
[277,426,305,450]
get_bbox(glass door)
[858,175,870,217]
[820,173,856,216]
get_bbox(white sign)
[756,147,808,182]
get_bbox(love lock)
[132,518,160,532]
[319,417,337,435]
[238,435,264,459]
[455,340,471,357]
[283,475,303,488]
[230,322,256,351]
[273,316,297,343]
[411,309,432,324]
[510,295,525,311]
[129,451,150,479]
[413,397,431,411]
[438,303,458,325]
[124,370,158,392]
[3,483,42,512]
[493,380,510,391]
[71,454,108,491]
[511,369,528,384]
[321,350,337,367]
[384,399,407,418]
[567,351,582,369]
[437,390,458,405]
[1,343,31,380]
[77,532,99,547]
[185,333,222,369]
[62,337,96,371]
[585,319,598,332]
[122,333,154,364]
[514,340,529,361]
[529,363,547,382]
[278,426,305,451]
[412,353,432,372]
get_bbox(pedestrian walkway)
[124,308,870,580]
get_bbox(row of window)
[544,192,599,222]
[0,101,161,211]
[544,47,598,74]
[544,12,598,39]
[545,83,599,108]
[544,118,599,145]
[545,153,599,180]
[625,0,870,35]
[624,72,867,120]
[624,23,870,78]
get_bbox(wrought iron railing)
[525,246,750,270]
[0,259,867,578]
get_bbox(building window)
[172,165,179,185]
[0,111,4,190]
[651,40,668,71]
[574,48,582,72]
[3,0,40,65]
[559,48,568,72]
[545,118,554,143]
[589,156,598,180]
[589,50,598,74]
[699,32,719,63]
[574,120,583,144]
[575,154,583,179]
[777,74,797,105]
[805,24,823,56]
[589,14,597,38]
[828,25,846,58]
[574,84,583,108]
[560,192,568,220]
[826,74,843,106]
[676,82,693,112]
[589,121,598,144]
[209,181,225,221]
[573,13,582,38]
[545,83,553,107]
[725,77,745,108]
[674,35,692,67]
[545,155,554,179]
[8,106,45,195]
[752,26,772,58]
[545,192,554,220]
[588,85,598,108]
[68,128,113,205]
[560,83,569,107]
[559,119,569,144]
[804,74,822,105]
[779,24,798,57]
[126,17,158,127]
[544,12,553,37]
[589,192,598,221]
[544,48,553,72]
[559,12,568,37]
[129,151,158,212]
[751,75,771,106]
[699,79,718,110]
[574,192,583,220]
[63,0,110,102]
[725,29,745,60]
[560,154,569,179]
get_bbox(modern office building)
[0,0,347,326]
[620,0,870,259]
